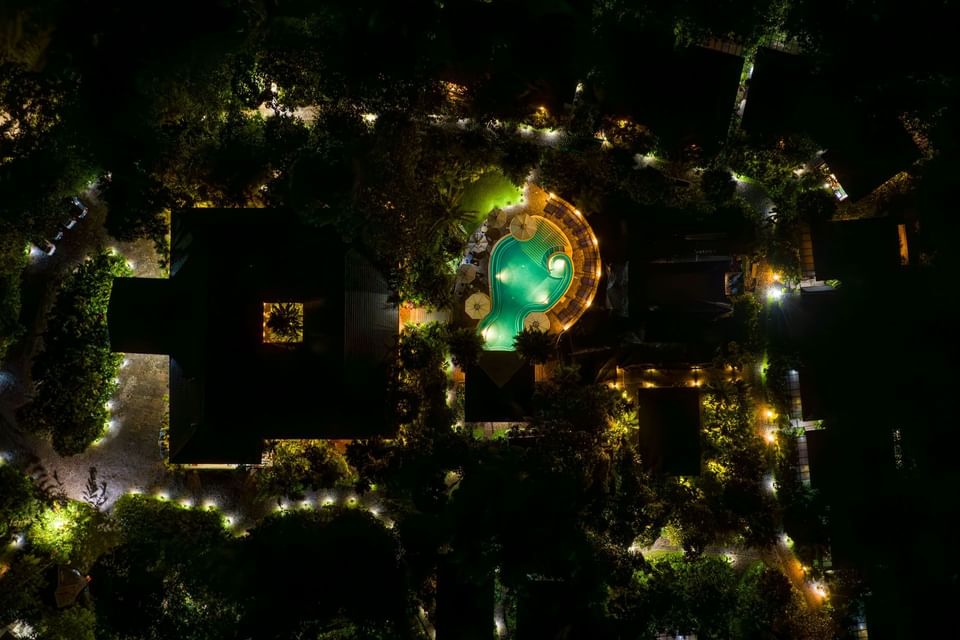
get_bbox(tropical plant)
[19,250,131,455]
[701,167,737,205]
[257,440,355,501]
[443,325,484,369]
[265,302,303,343]
[0,463,39,542]
[513,327,555,364]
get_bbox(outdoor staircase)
[518,223,567,266]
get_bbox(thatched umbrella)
[523,311,550,333]
[509,213,537,241]
[493,209,508,228]
[465,292,491,319]
[456,263,477,283]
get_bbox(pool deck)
[470,183,601,347]
[478,220,573,349]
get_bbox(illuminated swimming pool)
[478,218,573,350]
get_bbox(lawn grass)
[459,171,522,232]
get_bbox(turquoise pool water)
[478,219,573,350]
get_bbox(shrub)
[0,464,39,542]
[257,440,356,501]
[443,324,484,369]
[20,251,131,455]
[0,225,27,361]
[513,327,555,363]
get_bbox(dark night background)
[1,1,959,638]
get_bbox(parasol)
[465,292,491,319]
[523,311,550,333]
[509,213,538,241]
[456,263,477,283]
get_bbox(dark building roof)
[798,366,826,422]
[631,259,731,315]
[464,351,535,423]
[53,566,89,609]
[621,217,736,343]
[590,35,743,155]
[635,387,702,476]
[618,342,717,369]
[108,278,178,354]
[811,218,905,282]
[517,580,575,640]
[108,209,398,464]
[805,428,831,491]
[741,47,818,138]
[436,559,494,640]
[743,47,917,200]
[642,309,732,345]
[820,116,917,200]
[437,1,586,118]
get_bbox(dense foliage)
[0,224,27,360]
[256,439,355,501]
[442,324,484,370]
[2,0,956,636]
[19,251,131,454]
[512,327,556,364]
[0,461,39,541]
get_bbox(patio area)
[453,183,602,349]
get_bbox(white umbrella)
[523,311,550,333]
[509,213,537,241]
[457,263,478,283]
[465,292,491,319]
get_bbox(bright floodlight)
[767,286,783,301]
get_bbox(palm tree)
[266,303,303,343]
[444,325,484,369]
[513,327,555,364]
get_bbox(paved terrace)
[515,184,601,333]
